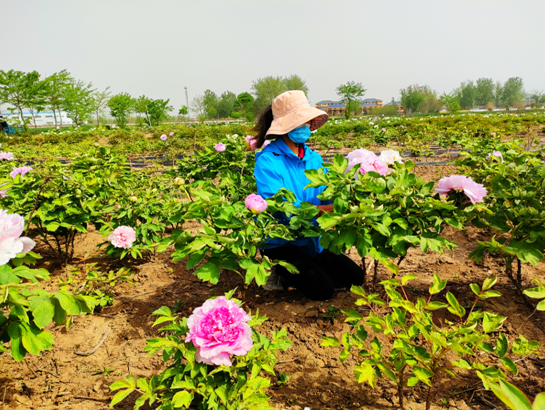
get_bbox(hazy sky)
[2,0,545,111]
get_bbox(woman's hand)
[316,204,334,217]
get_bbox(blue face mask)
[287,124,311,144]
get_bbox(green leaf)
[501,357,518,375]
[512,335,541,356]
[480,290,502,299]
[429,274,447,295]
[482,276,498,291]
[172,390,193,408]
[321,336,340,347]
[20,322,54,355]
[452,359,472,370]
[54,290,81,315]
[498,379,532,410]
[339,349,350,362]
[482,312,506,333]
[7,323,27,362]
[533,392,545,410]
[407,376,419,387]
[370,337,382,354]
[446,291,465,318]
[425,301,448,310]
[186,250,207,270]
[413,366,433,386]
[354,363,376,387]
[496,333,508,358]
[194,260,220,284]
[401,275,417,286]
[469,283,481,296]
[29,297,55,329]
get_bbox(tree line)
[2,69,543,131]
[190,74,309,122]
[402,77,544,114]
[0,70,174,129]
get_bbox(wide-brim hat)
[266,90,328,136]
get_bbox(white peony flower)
[0,209,36,265]
[379,149,404,165]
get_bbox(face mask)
[287,124,311,144]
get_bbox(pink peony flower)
[169,132,174,137]
[435,175,487,204]
[245,135,253,142]
[10,166,32,179]
[0,152,14,160]
[346,149,388,177]
[245,194,267,214]
[486,151,503,162]
[215,143,226,152]
[262,140,271,148]
[0,209,36,265]
[0,188,8,197]
[108,226,136,249]
[381,128,386,132]
[160,134,167,141]
[185,297,253,366]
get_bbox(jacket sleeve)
[255,154,301,207]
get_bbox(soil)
[2,168,545,410]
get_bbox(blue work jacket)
[254,138,328,257]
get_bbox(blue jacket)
[254,138,327,257]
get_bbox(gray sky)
[2,0,545,111]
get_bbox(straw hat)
[265,90,328,136]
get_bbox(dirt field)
[1,166,544,410]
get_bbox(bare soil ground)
[1,167,544,410]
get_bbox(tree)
[108,92,134,128]
[217,91,237,118]
[203,90,219,119]
[134,96,173,126]
[400,85,425,114]
[457,81,476,110]
[494,81,503,108]
[234,92,254,120]
[419,86,442,114]
[400,84,440,114]
[0,70,46,131]
[502,77,525,109]
[475,78,495,106]
[178,106,188,115]
[336,81,366,119]
[251,76,286,114]
[529,91,544,108]
[45,70,71,127]
[282,74,309,95]
[190,95,206,118]
[61,79,94,127]
[90,87,111,126]
[440,93,461,113]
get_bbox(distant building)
[0,111,74,126]
[315,98,383,116]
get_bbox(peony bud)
[245,194,267,214]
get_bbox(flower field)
[1,112,545,410]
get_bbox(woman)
[253,90,364,300]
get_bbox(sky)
[2,0,545,112]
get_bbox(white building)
[0,110,74,126]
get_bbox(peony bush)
[110,293,292,409]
